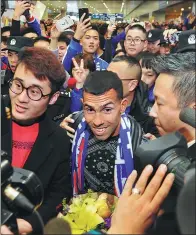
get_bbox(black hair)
[111,55,142,81]
[151,52,196,108]
[58,32,71,45]
[127,24,147,38]
[34,36,50,44]
[1,26,11,36]
[141,54,157,71]
[99,34,105,50]
[83,71,123,100]
[1,35,8,44]
[21,27,38,37]
[98,23,108,36]
[136,51,154,61]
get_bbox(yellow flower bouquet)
[58,190,118,234]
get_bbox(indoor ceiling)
[41,0,142,16]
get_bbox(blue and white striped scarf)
[72,113,134,197]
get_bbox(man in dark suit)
[1,47,72,234]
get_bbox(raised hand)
[72,58,89,86]
[13,0,31,20]
[50,24,61,39]
[108,164,175,234]
[60,114,75,139]
[107,23,116,38]
[74,13,92,40]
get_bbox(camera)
[135,107,195,191]
[1,152,44,233]
[135,131,193,191]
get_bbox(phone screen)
[79,8,89,21]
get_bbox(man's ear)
[120,98,128,113]
[128,80,139,92]
[49,92,60,105]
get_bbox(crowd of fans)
[1,1,196,234]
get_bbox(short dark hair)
[1,26,11,36]
[138,52,156,70]
[83,71,123,100]
[17,47,67,93]
[98,23,108,36]
[127,24,147,39]
[70,53,96,76]
[58,32,71,45]
[1,35,8,44]
[111,55,142,81]
[84,25,100,39]
[136,51,154,61]
[33,36,50,45]
[151,52,196,108]
[21,27,39,37]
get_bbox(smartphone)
[79,8,89,21]
[22,0,32,18]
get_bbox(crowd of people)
[1,1,196,234]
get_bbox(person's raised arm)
[11,1,31,36]
[62,13,91,72]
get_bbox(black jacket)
[130,81,159,136]
[46,88,71,124]
[1,107,72,232]
[1,69,14,95]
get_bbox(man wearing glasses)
[1,47,72,234]
[124,24,148,57]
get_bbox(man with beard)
[69,71,145,196]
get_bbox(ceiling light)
[120,1,125,13]
[181,8,184,11]
[188,6,191,9]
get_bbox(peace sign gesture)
[72,58,89,87]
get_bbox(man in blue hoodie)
[62,14,108,73]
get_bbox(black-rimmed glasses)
[9,79,51,101]
[126,37,146,45]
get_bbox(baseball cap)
[177,30,196,53]
[7,36,34,53]
[147,29,166,44]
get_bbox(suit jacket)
[1,112,72,232]
[130,81,159,136]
